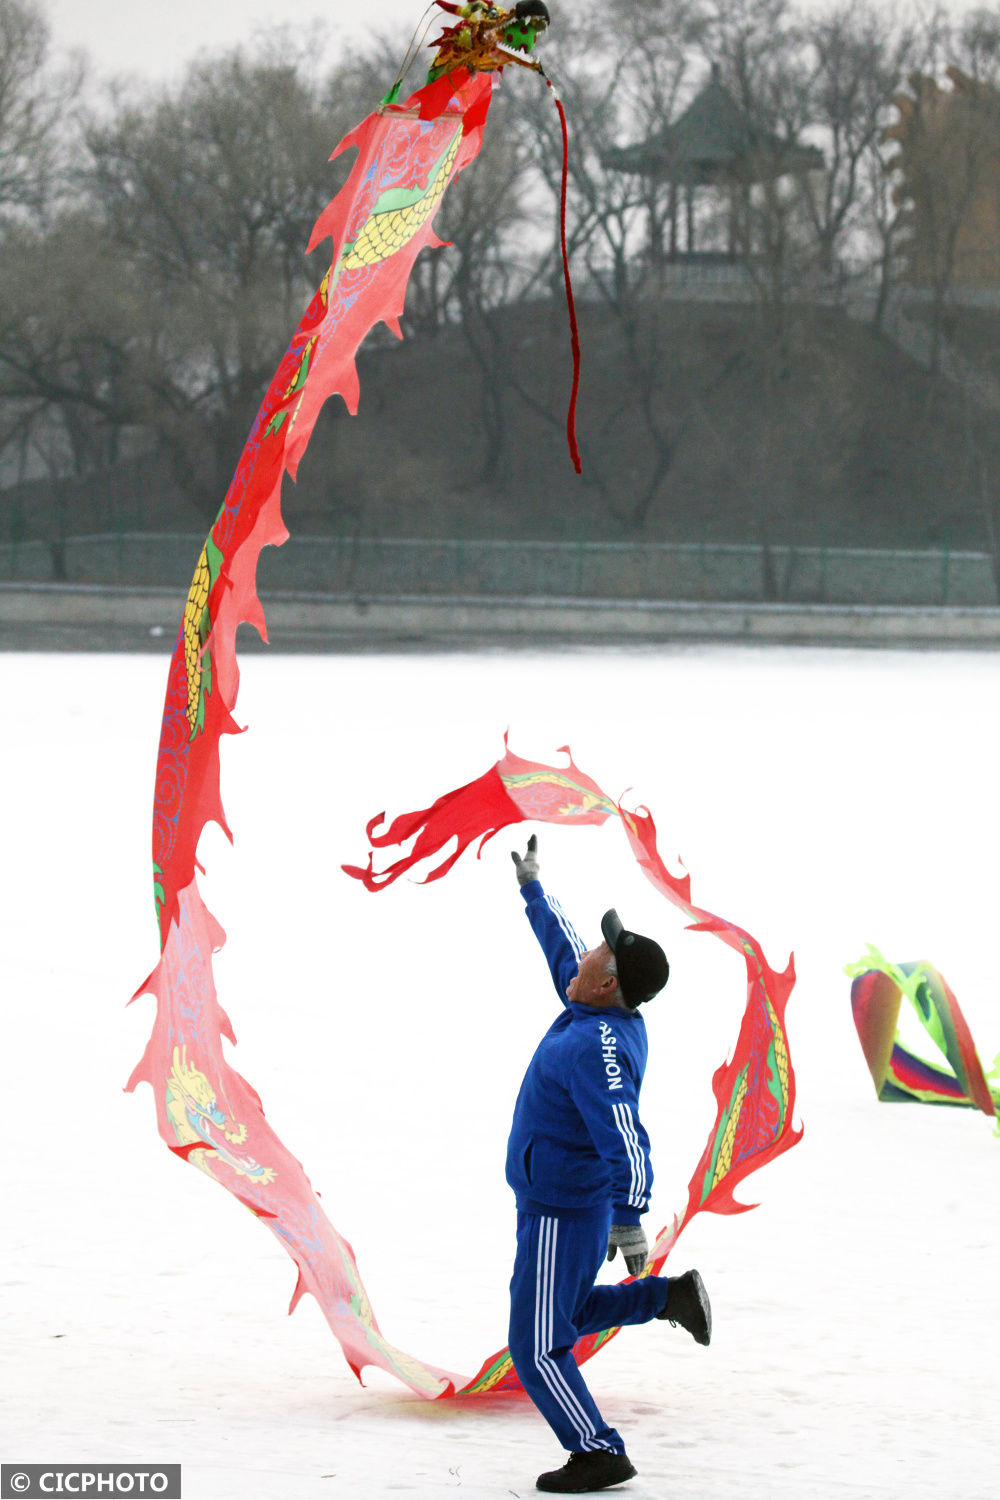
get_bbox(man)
[506,835,711,1495]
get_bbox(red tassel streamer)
[549,83,582,474]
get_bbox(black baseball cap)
[601,909,669,1009]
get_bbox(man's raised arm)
[510,835,584,1006]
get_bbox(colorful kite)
[343,738,802,1393]
[847,945,999,1127]
[129,10,799,1400]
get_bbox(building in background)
[886,67,1000,290]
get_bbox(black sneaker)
[657,1268,711,1345]
[536,1450,638,1493]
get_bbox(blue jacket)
[505,879,653,1225]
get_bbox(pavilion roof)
[605,66,824,184]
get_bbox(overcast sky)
[43,0,425,82]
[43,0,982,86]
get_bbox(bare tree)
[956,4,1000,81]
[0,38,372,518]
[501,0,736,531]
[0,207,150,571]
[705,0,825,347]
[435,90,534,484]
[792,2,918,280]
[0,0,81,220]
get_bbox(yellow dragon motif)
[340,129,462,270]
[182,547,212,737]
[710,1069,748,1191]
[181,534,225,740]
[165,1045,275,1184]
[766,997,790,1110]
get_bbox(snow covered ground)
[3,644,999,1500]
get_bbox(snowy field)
[3,643,999,1500]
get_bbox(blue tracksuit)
[505,880,670,1456]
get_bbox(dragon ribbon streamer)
[131,64,508,1400]
[131,24,576,1398]
[344,738,802,1394]
[130,26,798,1399]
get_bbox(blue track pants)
[508,1208,670,1455]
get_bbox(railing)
[1,532,997,608]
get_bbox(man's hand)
[511,832,539,886]
[607,1223,648,1278]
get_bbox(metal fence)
[0,531,997,607]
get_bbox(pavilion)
[605,65,824,262]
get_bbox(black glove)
[510,832,539,887]
[607,1223,648,1278]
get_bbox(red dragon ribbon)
[131,69,502,1400]
[344,737,802,1393]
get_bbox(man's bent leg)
[574,1273,668,1335]
[508,1211,626,1456]
[577,1271,712,1347]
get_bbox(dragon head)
[502,1,550,57]
[429,0,550,80]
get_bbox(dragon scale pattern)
[766,997,790,1105]
[341,130,461,269]
[711,1071,749,1190]
[182,545,212,736]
